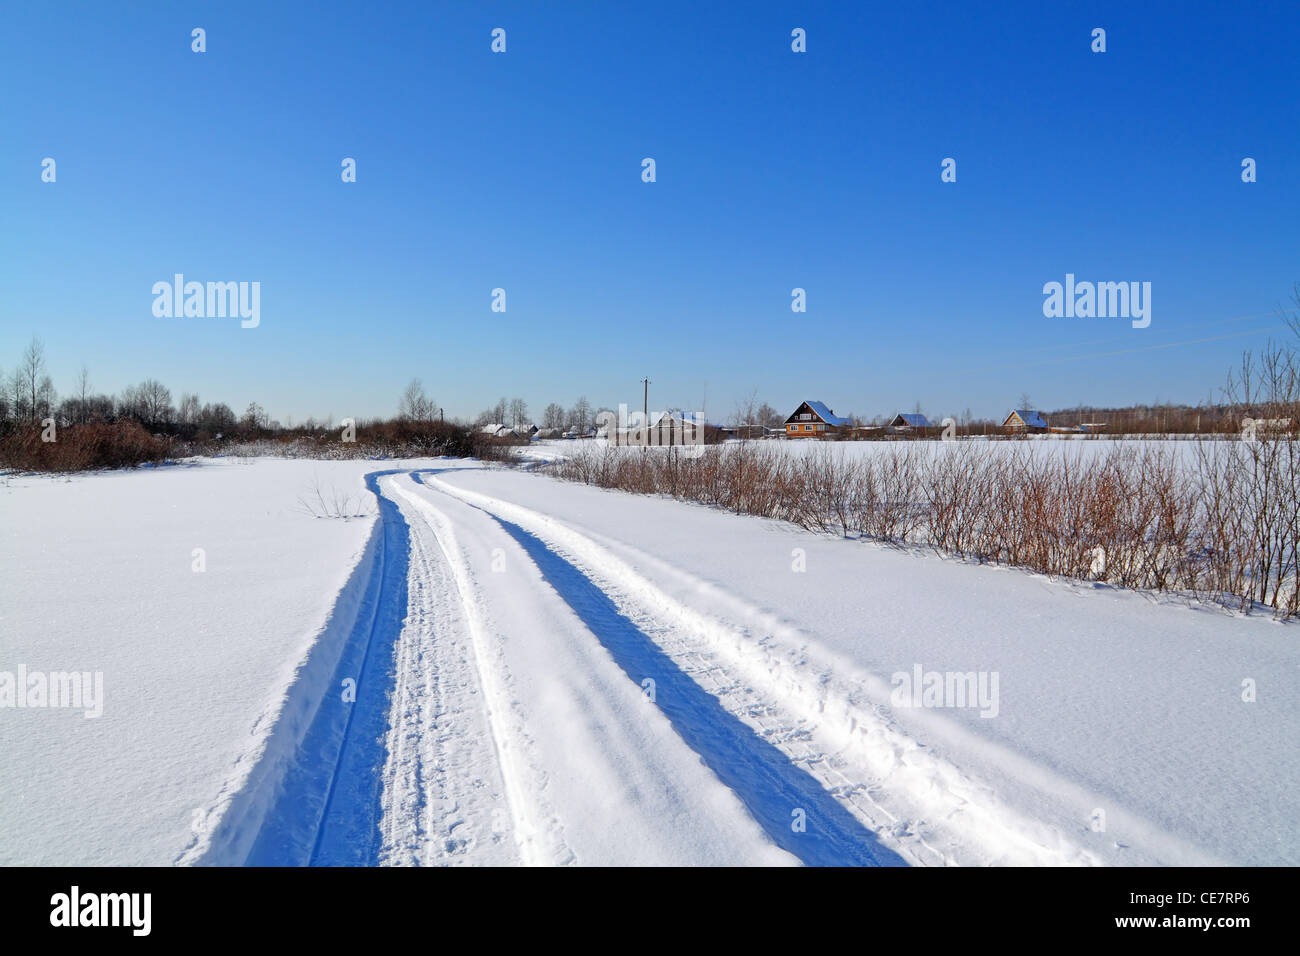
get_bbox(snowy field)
[1,453,1296,866]
[520,434,1213,464]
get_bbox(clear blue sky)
[2,1,1297,424]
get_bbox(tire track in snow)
[378,474,544,865]
[407,472,911,866]
[235,470,411,866]
[412,470,1101,867]
[387,478,572,866]
[220,468,551,866]
[494,512,906,865]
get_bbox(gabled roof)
[807,401,849,426]
[891,413,932,428]
[1006,409,1048,429]
[786,400,849,427]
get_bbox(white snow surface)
[1,454,1296,865]
[0,459,385,865]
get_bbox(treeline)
[468,391,615,435]
[1040,403,1247,436]
[0,344,510,471]
[730,400,1269,439]
[730,393,1286,439]
[0,337,264,440]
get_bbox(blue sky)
[2,1,1297,424]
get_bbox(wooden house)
[784,400,849,438]
[1002,409,1048,433]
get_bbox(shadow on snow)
[461,497,906,867]
[244,470,410,866]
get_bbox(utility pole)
[642,376,651,440]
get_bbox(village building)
[784,400,849,438]
[613,410,707,446]
[1002,409,1049,433]
[886,412,933,435]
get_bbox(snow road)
[371,465,1298,866]
[220,467,805,866]
[4,457,1295,865]
[191,463,1300,867]
[383,469,1082,867]
[374,468,815,865]
[398,470,902,866]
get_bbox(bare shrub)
[0,421,173,472]
[548,434,1297,619]
[294,474,374,520]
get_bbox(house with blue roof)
[1002,409,1048,432]
[784,400,849,438]
[888,412,933,430]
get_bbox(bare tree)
[201,402,237,434]
[241,401,268,432]
[16,337,46,423]
[733,389,758,428]
[117,383,146,423]
[542,402,565,429]
[36,375,56,422]
[508,397,528,429]
[136,379,173,427]
[178,393,201,425]
[572,395,591,431]
[757,402,782,428]
[1284,282,1300,343]
[71,365,92,424]
[400,379,435,421]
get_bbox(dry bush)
[549,435,1297,619]
[0,421,173,472]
